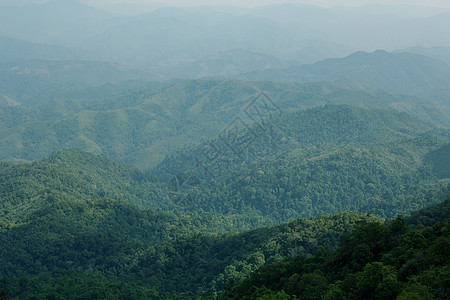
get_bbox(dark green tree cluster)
[156,105,450,221]
[0,201,378,299]
[216,199,450,299]
[0,104,449,299]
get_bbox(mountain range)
[1,1,450,70]
[0,145,448,298]
[1,1,449,298]
[237,50,450,96]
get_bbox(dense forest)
[0,108,449,298]
[216,199,450,300]
[1,105,449,225]
[0,192,448,298]
[158,105,450,220]
[1,101,449,299]
[1,3,450,297]
[1,77,449,169]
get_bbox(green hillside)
[1,78,448,169]
[0,148,385,298]
[1,3,449,299]
[0,107,449,298]
[0,183,447,299]
[158,105,450,220]
[2,105,448,225]
[217,199,450,300]
[0,192,379,299]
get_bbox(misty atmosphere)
[0,0,449,299]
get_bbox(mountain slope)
[0,36,87,61]
[218,199,450,300]
[238,50,450,96]
[2,78,449,169]
[0,148,270,233]
[0,197,380,298]
[157,105,450,220]
[0,135,448,298]
[150,49,289,79]
[2,103,448,224]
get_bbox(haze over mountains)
[1,1,450,165]
[1,0,450,299]
[1,0,450,70]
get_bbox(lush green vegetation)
[1,105,448,225]
[1,4,450,299]
[0,192,448,299]
[216,199,450,300]
[2,104,449,223]
[0,206,380,298]
[1,78,449,168]
[0,104,448,299]
[159,105,450,220]
[0,147,448,298]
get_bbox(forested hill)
[0,147,384,298]
[0,105,449,298]
[217,198,450,300]
[0,208,379,299]
[158,105,450,220]
[1,105,449,225]
[0,190,448,298]
[0,148,275,234]
[0,149,167,222]
[1,77,449,169]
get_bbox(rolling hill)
[1,1,449,299]
[0,145,447,298]
[0,105,449,298]
[238,50,450,96]
[217,199,450,300]
[157,105,450,221]
[2,104,449,224]
[1,77,449,169]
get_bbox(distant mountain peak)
[238,50,450,95]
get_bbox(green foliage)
[405,198,450,227]
[0,149,168,221]
[426,143,450,179]
[161,105,450,220]
[0,103,449,298]
[218,200,450,299]
[0,177,379,298]
[123,212,378,297]
[0,145,449,298]
[0,271,158,300]
[1,78,449,168]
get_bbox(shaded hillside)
[217,199,450,300]
[158,105,450,220]
[0,36,86,62]
[0,59,154,107]
[238,50,450,96]
[1,190,448,298]
[1,78,449,169]
[0,197,379,299]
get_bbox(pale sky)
[78,0,450,9]
[2,0,449,9]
